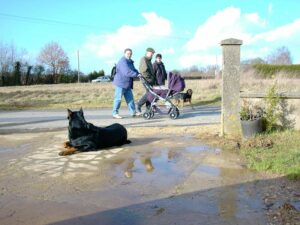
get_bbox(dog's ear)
[79,107,84,116]
[67,109,72,119]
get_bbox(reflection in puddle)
[121,151,181,179]
[124,157,154,178]
[218,185,237,219]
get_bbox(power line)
[0,12,108,30]
[0,12,191,40]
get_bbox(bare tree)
[37,42,69,84]
[0,42,28,86]
[266,46,293,65]
[0,42,11,85]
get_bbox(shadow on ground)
[47,176,299,225]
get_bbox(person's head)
[155,53,162,63]
[124,48,133,59]
[145,47,155,59]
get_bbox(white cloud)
[183,7,259,52]
[183,7,269,53]
[82,12,172,59]
[244,13,266,27]
[180,7,267,67]
[180,6,300,67]
[179,53,221,68]
[268,3,273,15]
[161,47,175,55]
[251,18,300,43]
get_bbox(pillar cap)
[221,38,243,46]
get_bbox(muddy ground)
[0,126,299,225]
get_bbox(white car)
[91,76,111,83]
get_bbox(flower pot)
[241,117,263,139]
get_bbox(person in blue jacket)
[112,48,141,119]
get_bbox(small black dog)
[174,89,194,109]
[59,108,131,156]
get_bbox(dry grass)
[240,69,300,92]
[0,80,221,110]
[1,78,299,110]
[241,77,300,93]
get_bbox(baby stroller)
[140,72,185,120]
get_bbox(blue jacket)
[113,57,139,89]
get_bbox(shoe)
[136,103,142,113]
[132,112,142,117]
[113,114,123,119]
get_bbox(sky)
[1,0,300,74]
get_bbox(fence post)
[220,38,243,137]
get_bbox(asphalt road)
[0,105,220,134]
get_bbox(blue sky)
[1,0,300,74]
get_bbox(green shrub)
[263,83,281,132]
[253,64,300,78]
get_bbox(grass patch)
[198,130,300,180]
[242,130,300,180]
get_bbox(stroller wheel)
[169,108,179,120]
[143,112,151,120]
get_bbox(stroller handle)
[138,75,149,84]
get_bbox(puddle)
[0,143,30,153]
[291,201,300,211]
[185,144,220,154]
[0,133,270,224]
[197,165,220,176]
[0,147,14,153]
[109,150,188,188]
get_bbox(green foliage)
[240,100,264,121]
[87,70,105,81]
[13,61,21,86]
[263,83,281,132]
[253,64,300,78]
[240,105,249,121]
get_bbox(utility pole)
[77,50,80,83]
[215,55,218,78]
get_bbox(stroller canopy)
[168,72,185,92]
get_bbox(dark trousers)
[137,92,149,108]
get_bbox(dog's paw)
[59,151,67,156]
[63,141,71,148]
[59,150,73,156]
[59,147,78,156]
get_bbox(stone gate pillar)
[220,38,243,136]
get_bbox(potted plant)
[240,100,264,139]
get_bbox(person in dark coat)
[153,53,167,85]
[136,47,156,113]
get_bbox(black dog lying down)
[59,108,131,156]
